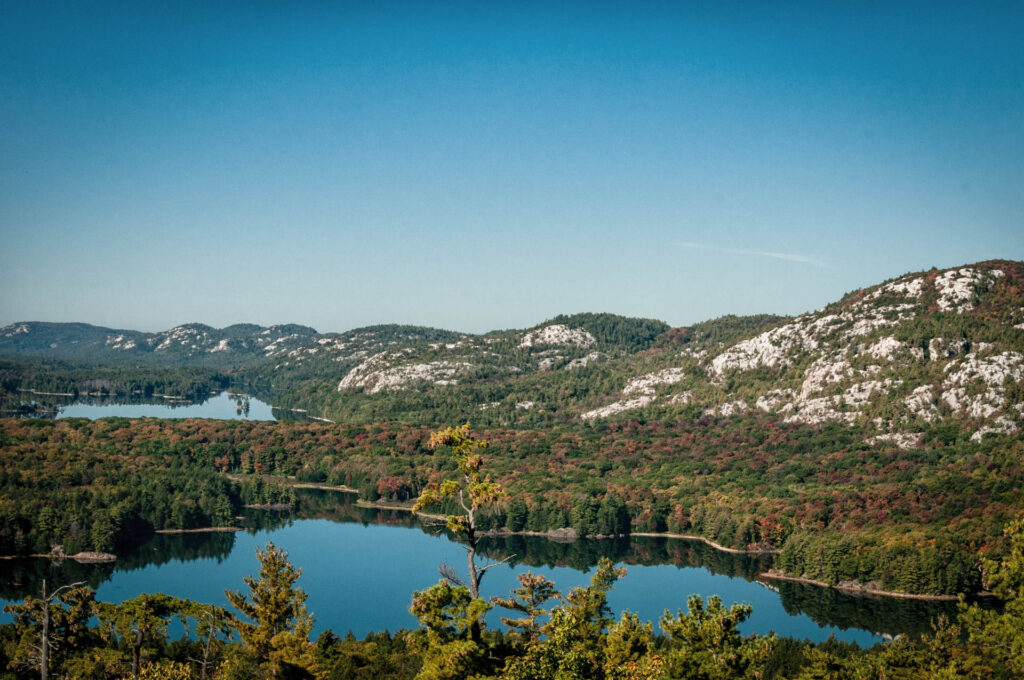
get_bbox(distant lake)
[54,391,278,420]
[0,491,960,647]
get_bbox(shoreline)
[355,500,448,522]
[231,475,777,555]
[155,526,243,534]
[352,502,982,600]
[631,531,779,555]
[0,551,116,563]
[757,570,968,601]
[228,474,977,602]
[291,482,358,493]
[16,388,74,397]
[267,405,334,422]
[352,500,777,553]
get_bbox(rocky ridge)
[577,261,1024,444]
[296,261,1024,442]
[0,322,320,368]
[5,261,1022,444]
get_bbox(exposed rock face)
[572,262,1024,445]
[864,275,926,300]
[685,264,1022,440]
[709,321,819,377]
[799,357,854,399]
[581,368,688,420]
[338,353,474,394]
[623,368,687,396]
[865,336,904,361]
[703,400,748,418]
[935,267,1003,313]
[0,321,321,366]
[518,324,596,348]
[582,396,656,420]
[904,386,939,423]
[330,320,624,399]
[6,261,1023,444]
[565,351,604,369]
[867,432,922,449]
[940,351,1024,431]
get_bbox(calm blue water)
[5,398,931,646]
[2,519,888,646]
[56,391,276,420]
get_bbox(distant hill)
[257,261,1024,444]
[553,260,1024,446]
[0,321,322,369]
[5,261,1024,444]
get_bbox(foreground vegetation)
[4,539,1022,680]
[1,427,1021,679]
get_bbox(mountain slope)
[262,313,673,423]
[576,260,1024,444]
[5,261,1023,440]
[0,321,322,369]
[262,261,1024,439]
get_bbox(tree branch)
[44,581,87,604]
[478,555,516,574]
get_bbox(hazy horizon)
[2,255,1015,337]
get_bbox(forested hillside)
[3,416,1021,596]
[0,358,229,411]
[8,261,1022,443]
[253,261,1024,443]
[0,322,322,368]
[2,261,1024,597]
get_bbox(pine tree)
[408,580,491,680]
[225,542,320,678]
[96,593,189,680]
[413,424,505,603]
[490,571,559,643]
[2,580,93,680]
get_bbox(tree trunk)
[132,627,142,679]
[466,531,483,643]
[200,622,213,680]
[467,543,480,599]
[40,581,49,680]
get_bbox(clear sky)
[2,2,1022,334]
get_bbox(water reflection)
[772,579,970,639]
[0,391,284,420]
[475,534,772,582]
[0,531,237,601]
[0,488,971,640]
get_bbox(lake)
[52,391,279,420]
[0,491,958,646]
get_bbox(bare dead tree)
[2,579,88,680]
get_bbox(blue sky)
[2,2,1022,334]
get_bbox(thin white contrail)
[676,241,826,268]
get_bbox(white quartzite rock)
[518,325,596,349]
